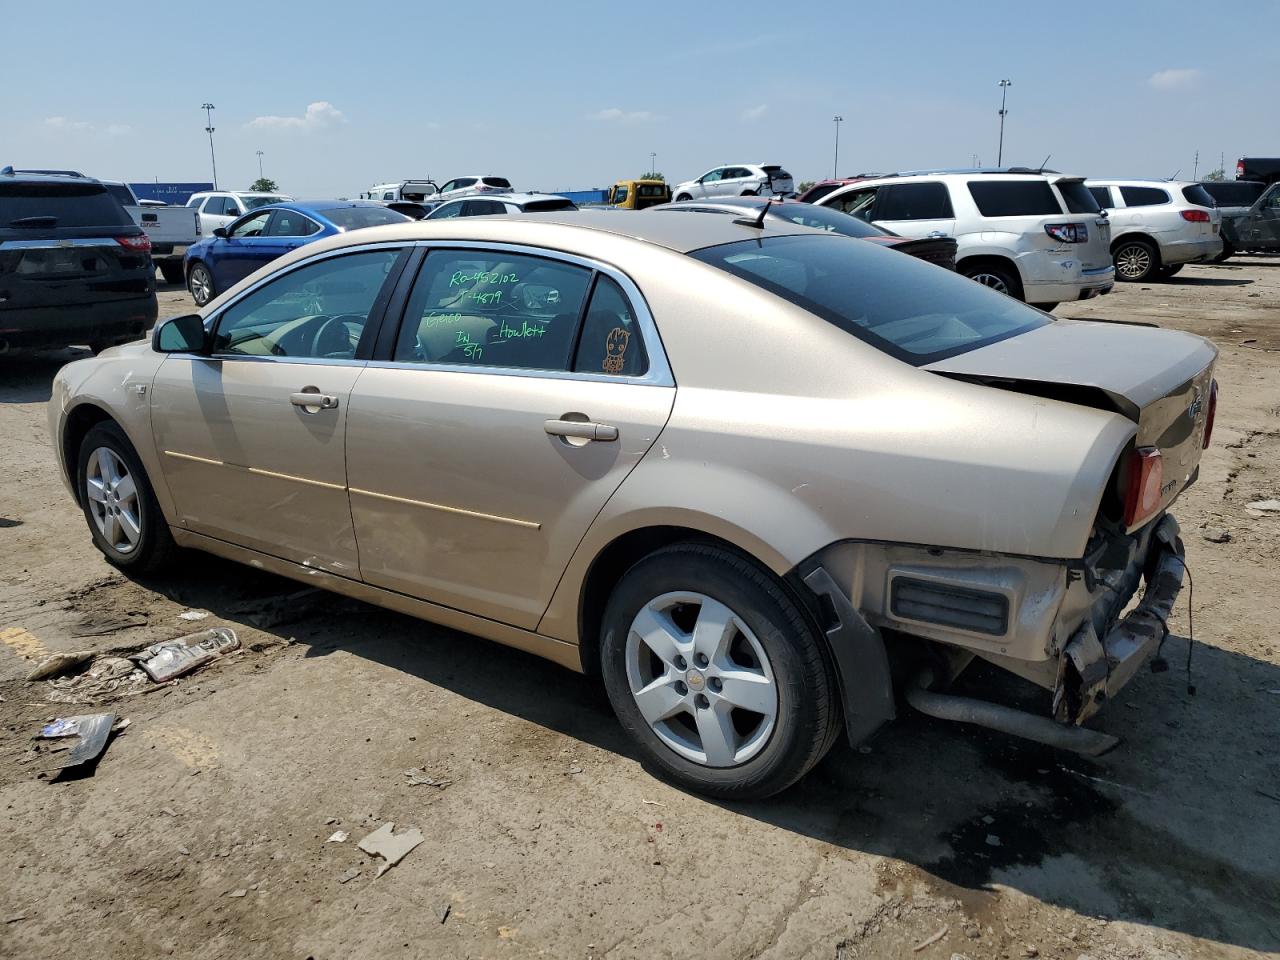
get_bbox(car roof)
[452,192,572,206]
[1086,178,1198,188]
[288,199,389,211]
[0,168,103,186]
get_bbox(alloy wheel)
[969,272,1010,294]
[85,447,142,555]
[624,591,778,767]
[1116,244,1152,280]
[189,266,213,306]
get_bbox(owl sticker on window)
[603,326,631,373]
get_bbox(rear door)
[869,181,955,239]
[1053,178,1112,274]
[761,165,794,196]
[345,244,675,628]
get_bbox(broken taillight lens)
[115,234,152,253]
[1123,447,1164,527]
[1045,223,1088,243]
[1202,379,1218,449]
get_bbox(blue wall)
[129,182,213,205]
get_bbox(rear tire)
[76,421,177,574]
[600,543,841,800]
[961,262,1025,301]
[741,189,758,197]
[1155,264,1184,280]
[158,261,184,285]
[1113,239,1158,282]
[187,262,216,307]
[1213,241,1234,263]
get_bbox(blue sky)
[3,0,1276,196]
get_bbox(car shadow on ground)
[1161,276,1252,287]
[137,552,1280,955]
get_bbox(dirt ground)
[1,261,1278,960]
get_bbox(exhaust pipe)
[905,669,1119,757]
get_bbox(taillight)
[1123,447,1164,527]
[1202,379,1218,449]
[1180,209,1210,222]
[1236,160,1245,178]
[1045,223,1088,243]
[116,234,152,252]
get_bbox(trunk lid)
[925,318,1218,522]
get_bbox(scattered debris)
[227,889,247,898]
[161,807,178,817]
[357,822,424,877]
[438,903,451,924]
[985,834,1002,847]
[178,609,211,622]
[913,925,948,952]
[26,651,93,681]
[228,588,326,629]
[326,831,349,843]
[404,769,452,788]
[1200,527,1231,544]
[641,799,664,806]
[45,656,149,703]
[138,628,239,682]
[325,817,340,825]
[70,614,147,637]
[5,914,28,924]
[566,766,584,775]
[337,868,361,884]
[38,712,117,769]
[1246,499,1280,513]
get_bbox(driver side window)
[832,188,878,220]
[210,250,402,359]
[702,169,723,183]
[230,212,272,238]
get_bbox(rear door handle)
[544,418,618,442]
[290,391,339,410]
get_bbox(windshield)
[0,182,133,228]
[243,195,288,210]
[1202,181,1265,206]
[770,203,889,238]
[323,206,411,229]
[690,234,1049,365]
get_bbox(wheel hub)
[685,670,705,691]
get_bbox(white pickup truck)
[102,181,202,284]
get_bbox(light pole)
[649,152,656,177]
[832,116,843,179]
[202,103,218,189]
[256,150,264,181]
[996,80,1012,167]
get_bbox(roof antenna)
[1036,153,1052,174]
[1168,169,1181,181]
[734,198,775,229]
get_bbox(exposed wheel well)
[1111,233,1162,265]
[61,404,114,505]
[955,254,1024,294]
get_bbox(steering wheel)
[311,314,365,358]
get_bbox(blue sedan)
[183,200,409,306]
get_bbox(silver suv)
[672,164,795,202]
[817,170,1114,310]
[1085,180,1222,282]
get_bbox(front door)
[150,246,406,576]
[346,246,674,628]
[695,168,724,199]
[211,211,283,286]
[869,181,956,240]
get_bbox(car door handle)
[290,391,339,410]
[544,418,618,441]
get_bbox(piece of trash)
[325,817,339,825]
[403,769,452,788]
[178,610,210,622]
[44,656,147,704]
[26,651,94,681]
[1246,499,1280,513]
[326,830,349,843]
[913,925,948,952]
[357,822,424,877]
[228,889,247,898]
[1241,336,1259,341]
[161,807,177,817]
[177,846,190,856]
[137,628,239,682]
[981,815,994,825]
[438,903,451,924]
[1200,527,1231,544]
[337,868,361,884]
[70,614,147,638]
[985,834,1002,847]
[566,766,584,775]
[641,799,664,806]
[37,713,116,769]
[5,914,28,924]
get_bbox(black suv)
[0,169,157,352]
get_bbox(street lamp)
[996,80,1012,167]
[832,116,843,179]
[650,152,656,177]
[202,103,218,189]
[256,150,264,180]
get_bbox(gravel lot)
[2,262,1278,960]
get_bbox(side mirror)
[153,313,207,354]
[212,226,228,238]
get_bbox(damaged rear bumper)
[1055,514,1184,725]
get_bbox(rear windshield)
[243,195,287,210]
[763,166,792,179]
[1056,180,1101,214]
[771,203,888,238]
[800,183,841,203]
[691,234,1049,365]
[0,182,133,228]
[104,184,136,207]
[484,177,512,189]
[522,198,577,212]
[1180,184,1216,208]
[967,179,1062,217]
[323,206,411,229]
[1201,181,1265,206]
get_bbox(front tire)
[675,193,692,202]
[187,262,216,307]
[77,421,176,574]
[1114,239,1158,282]
[1213,240,1234,263]
[600,543,840,800]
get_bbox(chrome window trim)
[369,239,674,387]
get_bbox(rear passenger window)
[573,276,649,377]
[1119,186,1170,206]
[394,250,591,370]
[1088,186,1113,208]
[875,182,953,220]
[1057,181,1101,213]
[967,180,1061,216]
[461,199,506,216]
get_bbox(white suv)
[186,191,292,234]
[1085,179,1222,282]
[672,164,794,202]
[817,170,1114,309]
[432,175,514,203]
